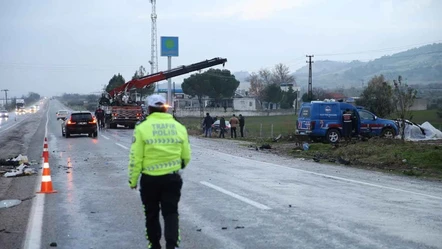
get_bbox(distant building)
[233,97,260,111]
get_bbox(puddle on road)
[0,199,22,209]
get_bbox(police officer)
[342,109,353,143]
[128,94,191,249]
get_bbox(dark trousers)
[231,127,237,138]
[219,128,225,138]
[343,122,353,140]
[240,126,244,137]
[140,173,183,249]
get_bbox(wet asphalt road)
[36,100,442,249]
[0,110,32,134]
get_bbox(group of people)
[202,113,245,138]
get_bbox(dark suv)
[62,111,98,138]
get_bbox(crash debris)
[0,154,37,177]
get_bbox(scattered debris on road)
[0,199,22,209]
[1,154,37,177]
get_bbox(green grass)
[410,110,442,129]
[178,115,298,138]
[289,138,442,179]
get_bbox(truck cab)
[296,101,398,143]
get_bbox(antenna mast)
[150,0,158,75]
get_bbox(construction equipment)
[102,57,227,129]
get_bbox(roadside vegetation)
[179,109,442,180]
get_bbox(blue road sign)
[161,36,179,57]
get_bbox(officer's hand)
[131,185,137,190]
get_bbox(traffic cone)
[37,142,57,194]
[42,137,49,158]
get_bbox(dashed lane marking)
[200,181,272,210]
[101,135,110,140]
[116,143,129,150]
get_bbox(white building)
[233,97,260,111]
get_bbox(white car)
[211,120,231,132]
[56,110,69,120]
[0,110,8,118]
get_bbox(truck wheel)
[381,128,395,138]
[326,129,341,143]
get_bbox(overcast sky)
[1,0,441,97]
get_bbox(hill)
[294,43,442,88]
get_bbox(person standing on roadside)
[238,114,245,138]
[128,94,191,249]
[203,113,214,137]
[229,114,239,138]
[342,109,353,143]
[219,116,226,138]
[94,106,105,129]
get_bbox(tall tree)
[182,69,240,112]
[182,73,211,113]
[205,69,240,104]
[280,85,297,109]
[106,74,126,92]
[356,75,395,118]
[262,83,283,109]
[247,68,274,108]
[394,75,417,141]
[272,63,295,85]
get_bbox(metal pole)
[167,56,172,106]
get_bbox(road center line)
[116,143,129,150]
[193,144,442,201]
[101,135,110,140]
[200,181,272,210]
[23,102,50,249]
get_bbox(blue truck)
[296,101,398,143]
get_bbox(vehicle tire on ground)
[110,123,117,129]
[93,131,98,138]
[65,132,70,138]
[326,129,341,143]
[381,128,395,138]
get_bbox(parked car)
[0,110,8,118]
[62,111,98,138]
[56,110,69,120]
[212,120,231,132]
[296,101,398,143]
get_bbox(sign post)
[160,36,179,107]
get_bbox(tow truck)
[103,57,227,129]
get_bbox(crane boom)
[108,57,227,97]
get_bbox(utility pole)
[306,55,314,101]
[1,89,9,107]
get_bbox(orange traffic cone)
[42,137,49,158]
[37,140,57,194]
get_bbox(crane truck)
[101,57,227,129]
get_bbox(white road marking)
[0,116,30,134]
[23,103,50,249]
[116,143,129,150]
[101,135,110,140]
[193,144,442,201]
[200,181,272,210]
